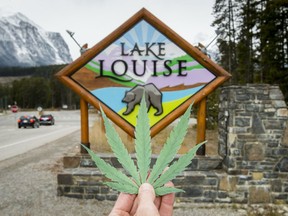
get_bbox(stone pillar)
[218,84,288,204]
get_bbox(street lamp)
[206,30,223,49]
[197,30,224,57]
[66,30,88,55]
[66,30,82,49]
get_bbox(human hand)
[109,182,175,216]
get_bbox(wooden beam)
[80,98,90,153]
[196,98,206,155]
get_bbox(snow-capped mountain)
[0,10,72,67]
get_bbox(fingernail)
[139,183,154,193]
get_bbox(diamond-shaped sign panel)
[56,8,231,138]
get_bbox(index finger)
[159,181,175,216]
[111,192,137,214]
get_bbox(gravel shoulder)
[0,130,285,216]
[0,130,112,216]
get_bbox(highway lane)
[0,110,96,161]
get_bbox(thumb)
[136,183,159,216]
[138,183,155,202]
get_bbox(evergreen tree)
[236,0,260,83]
[213,0,288,101]
[259,0,288,83]
[212,0,239,83]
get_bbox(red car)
[11,105,18,113]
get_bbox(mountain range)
[0,10,72,67]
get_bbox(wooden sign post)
[56,8,231,154]
[80,98,89,153]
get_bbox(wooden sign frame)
[56,8,231,138]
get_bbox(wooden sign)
[56,8,231,138]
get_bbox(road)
[0,109,97,161]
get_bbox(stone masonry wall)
[57,154,225,202]
[218,84,288,204]
[58,84,288,204]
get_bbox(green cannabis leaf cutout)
[82,97,206,196]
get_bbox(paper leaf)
[104,182,138,194]
[134,96,151,183]
[155,186,184,196]
[100,107,141,186]
[148,104,192,185]
[81,145,137,188]
[153,141,206,189]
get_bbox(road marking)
[0,127,79,150]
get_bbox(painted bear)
[122,83,163,116]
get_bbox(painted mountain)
[72,20,216,127]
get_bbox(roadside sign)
[56,8,231,138]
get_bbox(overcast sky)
[0,0,217,60]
